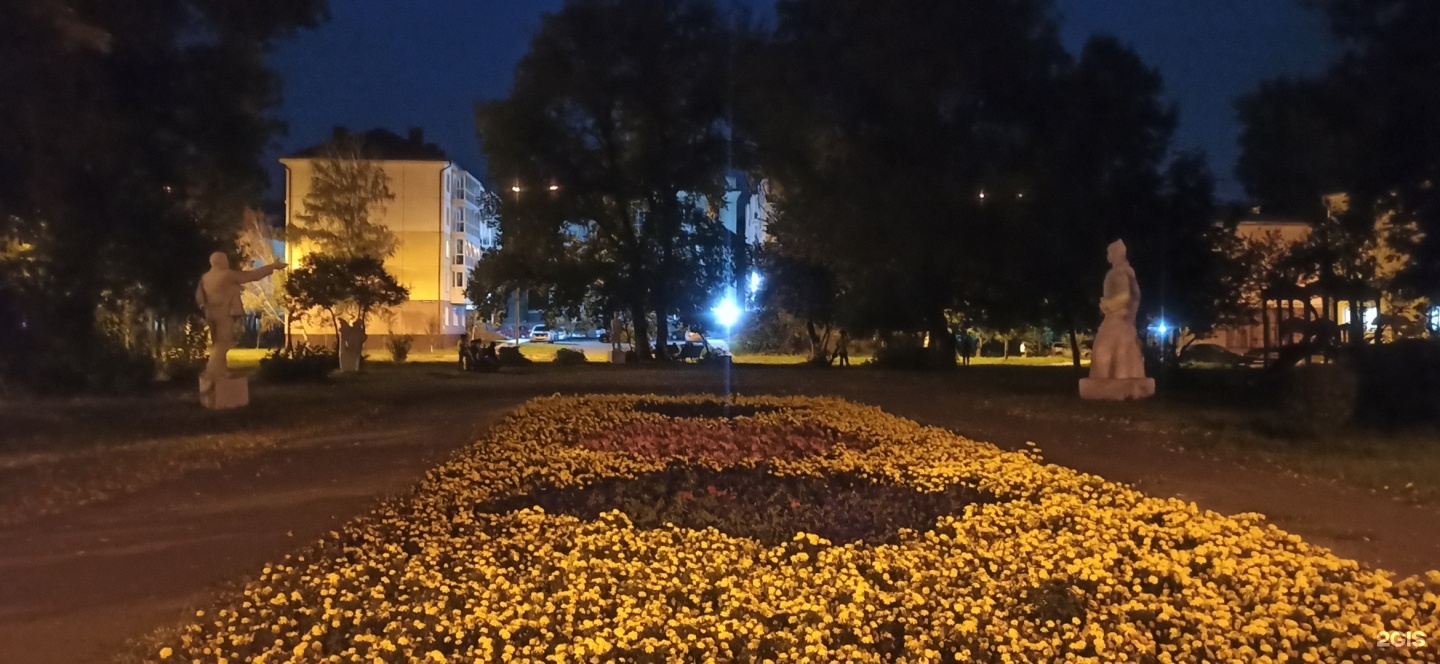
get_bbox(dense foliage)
[0,0,328,391]
[742,1,1224,366]
[476,0,733,360]
[1237,0,1440,305]
[256,343,337,383]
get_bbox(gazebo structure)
[1258,280,1381,368]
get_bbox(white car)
[529,325,558,343]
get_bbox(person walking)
[834,330,851,367]
[959,331,974,366]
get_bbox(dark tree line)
[478,0,1236,366]
[1237,0,1440,317]
[0,0,328,389]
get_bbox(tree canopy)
[742,0,1221,366]
[476,0,732,360]
[1238,0,1440,301]
[0,0,327,389]
[290,138,399,260]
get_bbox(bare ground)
[0,364,1436,663]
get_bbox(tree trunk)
[927,314,956,369]
[630,301,652,361]
[337,319,367,372]
[1068,323,1082,370]
[805,320,824,363]
[654,306,670,361]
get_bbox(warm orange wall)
[281,158,455,335]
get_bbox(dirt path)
[0,366,1436,662]
[0,400,519,664]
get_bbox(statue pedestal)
[1079,377,1154,401]
[610,349,628,364]
[199,375,249,409]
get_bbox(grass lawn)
[3,359,1436,529]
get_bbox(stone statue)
[196,252,286,408]
[1079,239,1154,400]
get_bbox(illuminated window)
[1341,305,1379,330]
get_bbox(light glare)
[713,297,741,328]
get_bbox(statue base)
[1079,377,1155,401]
[610,349,628,364]
[199,375,249,409]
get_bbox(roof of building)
[286,127,449,162]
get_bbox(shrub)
[553,347,587,365]
[1275,363,1359,439]
[386,335,413,363]
[1351,340,1440,428]
[257,344,336,383]
[497,345,532,367]
[867,340,932,370]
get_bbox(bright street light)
[712,296,741,329]
[548,184,560,192]
[747,271,762,294]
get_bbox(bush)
[497,345,532,367]
[386,335,413,363]
[258,344,336,383]
[1351,340,1440,428]
[85,342,158,393]
[1274,364,1359,439]
[553,347,587,365]
[867,340,933,370]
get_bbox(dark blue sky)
[269,0,1334,201]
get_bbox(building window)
[454,238,465,265]
[454,271,465,288]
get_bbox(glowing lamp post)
[711,295,741,400]
[712,296,741,340]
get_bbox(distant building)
[280,127,499,346]
[1204,218,1314,352]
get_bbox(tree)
[1023,37,1227,368]
[476,0,731,361]
[745,0,1070,368]
[237,208,286,345]
[287,255,408,371]
[753,245,837,363]
[1238,0,1440,303]
[289,137,398,260]
[0,0,327,390]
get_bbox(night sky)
[268,0,1334,202]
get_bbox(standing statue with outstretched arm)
[1079,240,1154,400]
[196,252,286,382]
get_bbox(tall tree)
[1238,0,1440,303]
[746,0,1070,367]
[290,138,398,260]
[0,0,327,389]
[287,254,408,370]
[477,0,730,361]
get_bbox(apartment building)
[280,128,498,346]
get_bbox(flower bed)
[142,395,1439,663]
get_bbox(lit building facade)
[280,128,499,346]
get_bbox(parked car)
[530,325,558,343]
[1179,343,1247,367]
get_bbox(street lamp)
[712,296,741,337]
